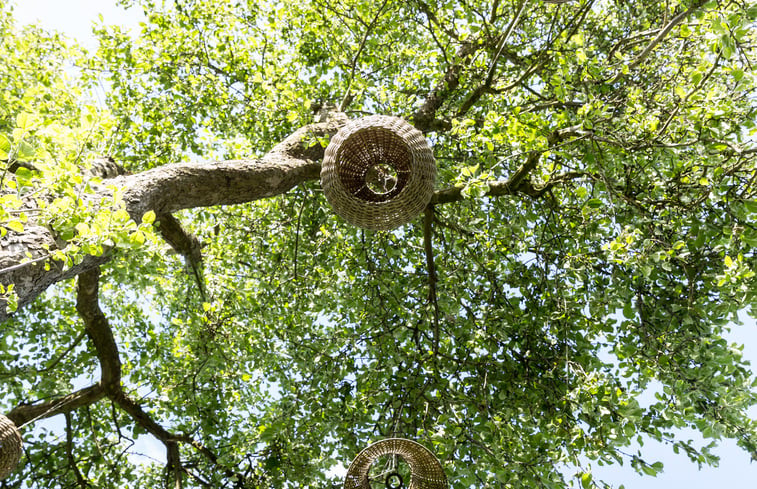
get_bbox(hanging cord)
[15,387,98,430]
[485,0,530,86]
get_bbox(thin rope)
[485,0,530,86]
[17,394,80,430]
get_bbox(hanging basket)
[344,438,447,489]
[320,115,436,231]
[0,414,22,480]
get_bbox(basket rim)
[343,437,447,489]
[320,115,436,231]
[325,119,432,200]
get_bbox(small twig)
[626,0,709,71]
[339,0,391,111]
[41,330,87,373]
[0,255,52,276]
[65,412,89,489]
[293,195,307,280]
[657,53,721,138]
[423,207,440,355]
[485,0,529,87]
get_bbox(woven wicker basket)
[0,414,22,480]
[321,116,436,230]
[344,438,446,489]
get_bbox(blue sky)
[8,1,757,487]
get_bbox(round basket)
[344,438,447,489]
[320,115,436,231]
[0,414,22,480]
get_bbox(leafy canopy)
[1,0,757,488]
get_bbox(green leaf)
[6,220,24,233]
[0,133,10,160]
[586,198,603,208]
[15,112,32,131]
[17,140,35,160]
[142,210,157,225]
[581,472,593,489]
[75,222,90,237]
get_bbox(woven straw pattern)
[0,414,22,480]
[321,116,436,230]
[344,438,447,489]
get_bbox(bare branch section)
[118,114,348,219]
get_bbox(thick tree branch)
[6,384,105,427]
[76,268,122,392]
[117,115,347,219]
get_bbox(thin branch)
[0,255,52,276]
[412,41,481,132]
[657,52,722,138]
[37,329,87,374]
[423,207,440,355]
[339,0,391,111]
[65,412,89,489]
[155,213,206,301]
[489,0,501,23]
[626,0,709,71]
[293,195,307,280]
[484,0,529,87]
[430,143,588,205]
[76,268,121,391]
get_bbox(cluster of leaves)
[0,4,159,293]
[1,0,757,488]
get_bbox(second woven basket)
[343,438,447,489]
[320,116,436,231]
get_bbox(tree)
[1,0,756,487]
